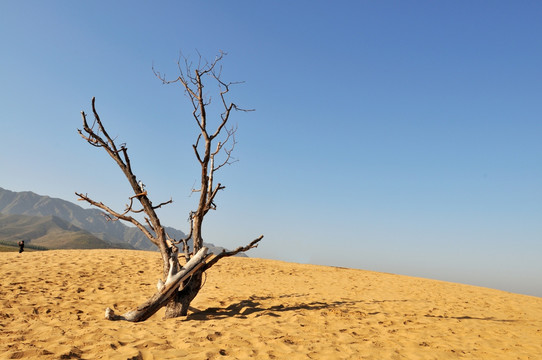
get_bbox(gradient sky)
[1,1,541,297]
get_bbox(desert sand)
[1,250,541,359]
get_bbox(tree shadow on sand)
[185,294,520,323]
[424,314,519,322]
[185,294,407,321]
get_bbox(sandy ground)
[1,250,541,359]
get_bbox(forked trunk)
[105,248,209,322]
[164,218,204,318]
[164,272,203,318]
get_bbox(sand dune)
[1,250,541,359]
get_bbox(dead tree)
[76,52,263,321]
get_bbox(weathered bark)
[105,247,209,322]
[164,272,203,318]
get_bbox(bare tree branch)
[85,51,263,320]
[75,192,158,245]
[144,217,156,236]
[202,236,264,272]
[213,126,238,172]
[122,195,145,215]
[152,198,173,210]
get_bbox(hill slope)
[0,187,156,249]
[0,213,130,249]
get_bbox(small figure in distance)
[18,240,24,253]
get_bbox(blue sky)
[1,1,541,297]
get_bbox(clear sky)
[1,1,541,297]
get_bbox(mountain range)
[0,187,233,254]
[0,213,125,250]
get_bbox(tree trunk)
[105,247,209,322]
[164,272,203,318]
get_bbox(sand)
[1,250,541,359]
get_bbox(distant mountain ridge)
[0,187,233,254]
[0,213,130,249]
